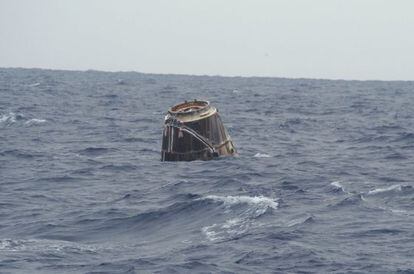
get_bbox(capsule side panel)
[161,108,236,161]
[161,124,214,161]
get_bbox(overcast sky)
[1,0,413,80]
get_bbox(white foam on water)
[204,195,278,211]
[0,113,45,126]
[201,195,278,242]
[367,184,402,195]
[254,153,271,158]
[202,218,249,242]
[222,218,242,229]
[330,181,343,189]
[25,118,47,125]
[0,112,17,124]
[330,181,347,193]
[202,224,221,241]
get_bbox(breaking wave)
[202,195,278,211]
[201,195,278,241]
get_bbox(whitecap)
[201,195,278,242]
[204,195,278,210]
[0,112,17,124]
[367,184,402,195]
[202,218,249,242]
[202,224,221,241]
[25,118,47,126]
[330,181,346,192]
[222,218,243,229]
[330,181,343,189]
[254,153,271,158]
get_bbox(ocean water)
[1,67,414,273]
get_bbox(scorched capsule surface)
[161,100,236,161]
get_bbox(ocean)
[1,67,413,273]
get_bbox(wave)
[0,113,14,124]
[371,124,405,133]
[328,182,414,214]
[101,93,118,98]
[367,184,402,195]
[329,181,345,193]
[0,149,39,159]
[393,132,414,142]
[384,152,408,160]
[105,194,278,228]
[349,228,405,238]
[285,215,315,227]
[253,153,271,158]
[331,194,364,207]
[201,195,278,241]
[100,164,137,172]
[68,195,214,230]
[78,147,116,156]
[36,175,78,183]
[0,112,46,127]
[203,195,278,211]
[0,112,22,125]
[123,136,148,142]
[0,238,98,253]
[202,219,246,242]
[71,194,278,242]
[25,118,47,126]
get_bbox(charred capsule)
[161,100,236,161]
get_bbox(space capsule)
[161,100,236,161]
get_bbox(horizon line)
[1,66,413,83]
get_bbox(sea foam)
[204,195,278,210]
[254,153,271,158]
[0,112,17,124]
[330,181,346,192]
[367,184,402,195]
[25,118,47,126]
[201,195,278,241]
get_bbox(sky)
[1,0,413,80]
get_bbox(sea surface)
[1,68,414,273]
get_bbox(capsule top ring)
[168,100,216,122]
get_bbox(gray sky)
[1,0,413,80]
